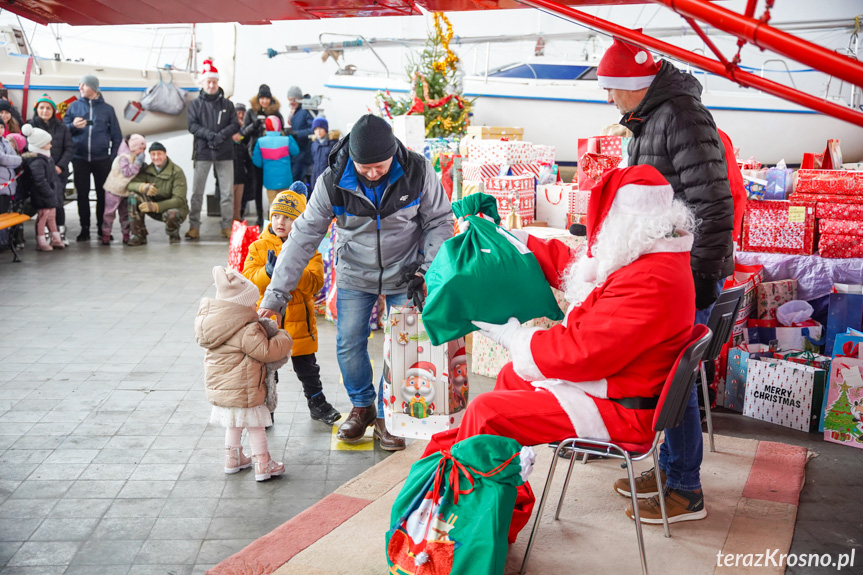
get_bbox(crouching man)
[422,165,697,542]
[126,142,189,246]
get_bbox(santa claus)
[421,164,696,541]
[402,361,437,419]
[449,347,469,412]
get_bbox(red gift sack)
[228,220,260,272]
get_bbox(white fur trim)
[615,183,674,215]
[510,327,544,381]
[644,230,694,254]
[597,74,656,91]
[508,228,529,244]
[518,446,536,483]
[532,381,611,441]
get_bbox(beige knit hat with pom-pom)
[212,266,260,308]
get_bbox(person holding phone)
[64,74,122,242]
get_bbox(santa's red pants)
[422,362,577,543]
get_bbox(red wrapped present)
[819,234,863,258]
[485,174,534,192]
[816,202,863,221]
[509,163,543,181]
[228,220,261,272]
[795,169,863,196]
[819,219,863,237]
[742,200,815,255]
[569,188,591,214]
[576,136,625,190]
[461,162,506,182]
[581,153,622,182]
[485,188,534,226]
[789,193,863,205]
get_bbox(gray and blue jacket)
[260,134,453,315]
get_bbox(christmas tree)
[376,12,472,138]
[823,384,860,437]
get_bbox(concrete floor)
[0,203,860,574]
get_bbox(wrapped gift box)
[795,169,863,196]
[509,163,543,181]
[484,179,535,226]
[766,168,794,200]
[576,136,626,190]
[533,145,555,164]
[816,202,863,220]
[569,188,591,214]
[743,358,826,432]
[466,126,524,140]
[461,162,507,182]
[819,234,863,258]
[756,279,798,321]
[469,140,535,165]
[789,193,863,205]
[742,200,815,255]
[485,174,534,192]
[461,180,482,197]
[819,219,863,237]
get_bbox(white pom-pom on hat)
[635,51,648,65]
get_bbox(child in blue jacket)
[310,117,339,193]
[252,116,299,205]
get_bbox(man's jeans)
[335,288,408,414]
[658,279,726,492]
[190,160,234,230]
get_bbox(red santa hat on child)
[581,165,674,257]
[597,34,660,91]
[406,361,437,382]
[201,59,220,81]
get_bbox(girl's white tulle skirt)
[210,405,272,428]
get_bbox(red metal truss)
[516,0,863,128]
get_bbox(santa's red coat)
[508,233,696,445]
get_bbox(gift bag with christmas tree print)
[386,435,535,575]
[822,329,863,447]
[383,306,468,439]
[743,359,826,432]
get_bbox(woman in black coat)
[26,94,73,243]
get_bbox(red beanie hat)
[584,165,674,256]
[597,34,660,91]
[265,116,281,132]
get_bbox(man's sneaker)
[224,446,252,474]
[613,467,666,499]
[308,394,341,426]
[625,487,707,524]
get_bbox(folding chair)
[700,285,745,453]
[520,324,712,575]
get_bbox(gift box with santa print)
[382,306,468,439]
[743,358,826,432]
[484,175,535,226]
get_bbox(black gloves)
[694,277,720,311]
[396,262,426,312]
[265,250,277,278]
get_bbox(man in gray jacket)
[258,114,453,451]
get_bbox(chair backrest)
[702,284,746,362]
[653,324,712,432]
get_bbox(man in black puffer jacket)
[185,59,239,240]
[598,37,733,527]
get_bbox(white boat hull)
[324,74,863,165]
[1,52,198,137]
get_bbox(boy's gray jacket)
[260,135,453,316]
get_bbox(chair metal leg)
[699,362,715,453]
[581,451,589,464]
[623,451,649,575]
[653,449,671,538]
[521,441,567,575]
[554,446,579,520]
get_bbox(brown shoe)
[374,418,406,451]
[625,487,707,524]
[613,467,667,499]
[185,227,200,240]
[336,405,376,442]
[221,227,232,239]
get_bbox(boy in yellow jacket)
[243,184,341,425]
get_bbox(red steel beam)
[652,0,863,90]
[515,0,863,128]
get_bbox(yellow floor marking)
[330,414,374,451]
[368,331,374,340]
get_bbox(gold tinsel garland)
[432,12,458,73]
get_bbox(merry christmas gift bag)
[386,435,535,575]
[382,306,468,439]
[743,359,826,432]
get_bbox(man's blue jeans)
[335,288,408,414]
[658,279,726,492]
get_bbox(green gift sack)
[423,213,564,346]
[386,435,534,575]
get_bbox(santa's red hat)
[406,361,436,382]
[201,59,220,81]
[584,165,674,256]
[265,116,281,132]
[452,348,466,366]
[597,34,660,91]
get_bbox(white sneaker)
[254,452,285,482]
[224,446,252,474]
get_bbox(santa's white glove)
[508,228,529,244]
[472,317,522,350]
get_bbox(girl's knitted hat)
[212,266,260,308]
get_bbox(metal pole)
[515,0,863,128]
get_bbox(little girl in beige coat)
[195,266,293,481]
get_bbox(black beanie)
[258,84,273,100]
[349,115,398,165]
[149,142,167,153]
